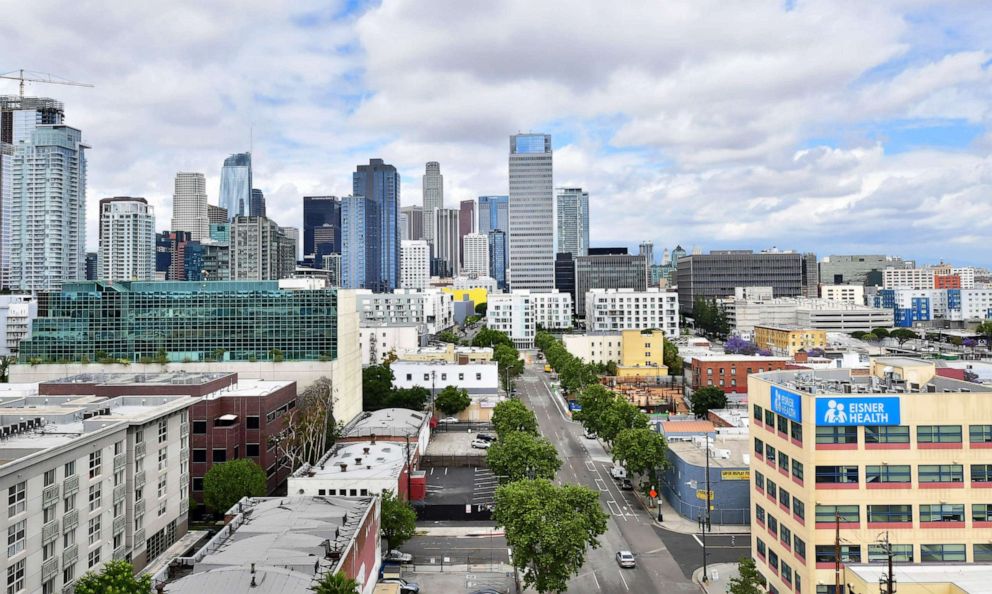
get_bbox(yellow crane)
[0,69,93,98]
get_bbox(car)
[471,439,492,449]
[383,549,412,563]
[610,465,627,480]
[469,590,502,594]
[438,416,460,424]
[583,430,597,439]
[621,478,634,490]
[381,578,421,593]
[476,433,497,442]
[616,550,636,568]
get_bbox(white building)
[356,289,454,336]
[584,288,680,336]
[957,289,992,320]
[531,290,573,330]
[508,134,554,290]
[288,441,409,499]
[453,275,499,293]
[359,325,421,365]
[0,295,36,356]
[819,284,865,304]
[171,172,209,241]
[462,233,490,277]
[883,266,935,289]
[341,408,432,457]
[97,197,156,282]
[400,240,430,290]
[391,360,499,395]
[562,334,621,365]
[487,290,572,348]
[0,390,196,593]
[724,296,892,337]
[952,267,977,289]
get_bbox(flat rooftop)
[205,379,293,399]
[343,408,427,438]
[293,441,406,480]
[759,367,991,395]
[846,563,992,593]
[667,435,750,469]
[690,355,791,362]
[44,371,233,386]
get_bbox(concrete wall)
[660,445,751,526]
[390,361,499,394]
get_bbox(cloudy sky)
[4,0,992,265]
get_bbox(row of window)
[815,502,992,524]
[192,443,262,463]
[753,444,806,482]
[754,405,804,444]
[755,535,802,592]
[806,541,987,563]
[816,424,992,445]
[812,463,992,485]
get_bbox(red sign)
[649,488,657,498]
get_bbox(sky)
[3,0,992,266]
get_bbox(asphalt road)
[516,362,698,593]
[404,534,510,565]
[655,530,751,577]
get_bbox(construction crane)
[0,69,93,98]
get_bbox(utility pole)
[701,431,711,582]
[878,531,896,594]
[405,433,412,500]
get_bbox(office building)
[584,288,680,336]
[0,294,36,356]
[400,240,430,290]
[3,96,87,291]
[689,355,792,395]
[458,199,475,266]
[753,325,827,356]
[359,325,420,365]
[452,275,499,292]
[207,204,228,225]
[487,290,572,348]
[219,152,251,220]
[749,358,992,593]
[488,229,508,290]
[85,252,98,280]
[723,295,894,337]
[171,172,209,241]
[819,255,912,286]
[353,159,401,292]
[556,187,590,257]
[422,161,443,244]
[230,215,296,280]
[508,134,554,290]
[676,250,817,315]
[97,197,156,282]
[574,252,649,314]
[478,195,509,234]
[400,204,424,241]
[819,284,865,304]
[0,142,10,289]
[183,241,231,281]
[303,195,341,263]
[462,233,489,277]
[249,188,266,217]
[160,231,192,281]
[208,222,229,243]
[340,195,369,289]
[639,241,654,267]
[356,289,454,336]
[432,208,460,278]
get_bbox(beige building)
[749,358,992,594]
[396,343,493,364]
[819,284,865,305]
[753,325,827,356]
[562,329,667,378]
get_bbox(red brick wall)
[935,274,961,289]
[340,499,381,592]
[690,359,790,394]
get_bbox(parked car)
[383,549,413,563]
[438,416,460,424]
[616,550,636,568]
[583,430,597,439]
[610,465,627,480]
[476,433,497,442]
[471,439,492,449]
[381,578,421,593]
[621,478,634,490]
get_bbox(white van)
[610,465,627,480]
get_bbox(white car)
[610,465,627,480]
[616,550,636,568]
[384,549,413,563]
[438,417,460,424]
[471,439,492,449]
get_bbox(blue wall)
[660,447,751,525]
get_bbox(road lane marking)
[585,461,596,472]
[618,569,630,591]
[595,478,608,492]
[692,534,703,547]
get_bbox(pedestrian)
[730,535,735,546]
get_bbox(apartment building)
[356,289,454,336]
[819,285,865,305]
[724,296,892,337]
[584,288,680,337]
[754,326,827,357]
[690,355,792,395]
[487,290,572,348]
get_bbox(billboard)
[770,386,802,422]
[814,396,900,426]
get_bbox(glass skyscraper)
[303,195,342,264]
[555,187,589,257]
[219,152,252,221]
[477,195,509,234]
[508,134,553,290]
[340,195,370,289]
[352,159,400,292]
[250,188,266,217]
[488,229,507,290]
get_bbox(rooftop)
[660,420,715,434]
[45,371,233,386]
[343,408,428,439]
[759,366,991,395]
[207,379,293,399]
[690,355,791,362]
[846,563,992,594]
[667,434,750,469]
[753,324,822,331]
[292,441,407,481]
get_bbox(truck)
[544,364,552,373]
[610,465,627,480]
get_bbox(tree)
[362,365,394,411]
[850,330,867,339]
[389,386,430,411]
[435,385,471,416]
[74,560,152,594]
[690,386,728,418]
[573,384,616,437]
[313,571,359,594]
[950,335,963,347]
[269,377,340,472]
[0,356,12,383]
[662,341,683,376]
[612,427,669,478]
[861,332,879,342]
[890,328,917,345]
[491,399,538,437]
[872,327,890,338]
[494,479,608,594]
[473,327,513,349]
[596,398,649,443]
[727,556,766,594]
[977,321,992,348]
[487,431,561,482]
[475,301,488,316]
[203,459,267,514]
[724,336,759,355]
[494,344,524,391]
[436,330,461,344]
[380,490,416,549]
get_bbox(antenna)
[0,69,94,98]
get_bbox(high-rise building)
[574,253,649,314]
[478,195,509,234]
[341,195,370,289]
[462,233,489,277]
[459,199,475,266]
[98,197,156,282]
[85,252,98,280]
[554,252,576,309]
[422,161,443,244]
[0,142,12,289]
[400,205,424,241]
[639,241,654,266]
[489,230,508,291]
[432,208,460,278]
[171,172,209,241]
[508,134,554,290]
[400,240,430,290]
[819,255,913,286]
[556,187,589,257]
[281,226,299,261]
[2,96,87,291]
[183,241,231,281]
[230,215,296,280]
[207,204,228,224]
[303,195,342,265]
[353,159,400,292]
[219,152,251,221]
[250,188,266,217]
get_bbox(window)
[192,477,203,491]
[815,465,859,484]
[973,464,992,482]
[6,559,23,594]
[867,505,912,523]
[969,425,992,443]
[7,482,24,516]
[766,479,777,500]
[755,471,765,490]
[778,486,790,509]
[754,437,764,456]
[43,540,55,561]
[777,451,789,473]
[193,448,207,463]
[777,415,788,434]
[791,459,804,482]
[865,425,909,444]
[768,549,779,571]
[816,426,857,444]
[65,460,76,477]
[757,537,766,557]
[794,536,806,559]
[192,420,207,434]
[765,443,775,460]
[247,443,260,457]
[975,544,992,562]
[764,410,775,426]
[780,524,791,546]
[158,418,168,443]
[816,504,859,523]
[865,464,910,484]
[441,373,447,381]
[245,415,261,429]
[868,544,913,563]
[793,497,805,521]
[476,373,482,380]
[920,544,966,562]
[88,548,101,568]
[768,515,779,537]
[919,504,964,523]
[919,464,963,483]
[43,505,56,524]
[42,579,54,594]
[158,448,167,471]
[44,469,56,487]
[790,420,803,443]
[89,450,102,478]
[88,516,101,545]
[213,449,227,463]
[918,425,962,443]
[7,520,25,556]
[756,504,766,524]
[781,563,792,585]
[63,566,74,586]
[89,484,102,512]
[159,502,167,517]
[754,404,763,422]
[814,545,861,563]
[64,493,76,514]
[973,503,992,522]
[158,474,168,498]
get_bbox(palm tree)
[313,571,359,594]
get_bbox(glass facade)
[219,153,252,221]
[19,281,337,363]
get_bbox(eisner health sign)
[814,396,901,426]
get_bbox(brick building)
[690,356,792,395]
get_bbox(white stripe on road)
[595,478,608,492]
[692,533,704,547]
[618,569,629,591]
[585,461,596,472]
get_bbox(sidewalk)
[631,488,747,534]
[693,562,737,593]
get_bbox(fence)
[414,502,492,522]
[419,453,487,467]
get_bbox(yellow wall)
[619,329,667,370]
[398,343,493,363]
[870,357,936,386]
[754,326,827,356]
[441,287,489,307]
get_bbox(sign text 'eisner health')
[814,396,901,427]
[770,386,802,422]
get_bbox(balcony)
[63,474,79,496]
[42,557,59,582]
[135,441,146,458]
[135,472,146,489]
[134,529,145,548]
[180,422,189,436]
[113,484,126,504]
[62,543,78,566]
[63,509,78,532]
[113,515,126,534]
[113,545,128,560]
[114,453,126,472]
[43,484,60,507]
[42,519,60,543]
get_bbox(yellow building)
[845,563,990,594]
[441,287,489,307]
[748,357,992,594]
[753,325,827,357]
[616,329,668,379]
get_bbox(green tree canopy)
[487,431,561,482]
[978,320,992,343]
[872,327,891,338]
[573,384,616,436]
[494,343,524,391]
[435,385,471,416]
[690,386,728,418]
[612,427,669,478]
[850,330,867,339]
[662,341,683,376]
[74,560,152,594]
[362,365,394,410]
[203,459,267,514]
[889,328,918,344]
[596,398,649,443]
[313,571,359,594]
[728,556,766,594]
[380,489,417,549]
[473,327,513,348]
[475,301,488,316]
[494,479,608,594]
[436,330,461,344]
[389,386,430,411]
[491,399,538,437]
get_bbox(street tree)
[74,560,152,594]
[313,571,359,594]
[389,386,430,411]
[362,365,394,410]
[494,479,608,594]
[890,328,917,345]
[436,330,461,344]
[487,431,561,482]
[269,377,341,472]
[573,384,615,436]
[494,344,524,391]
[473,327,513,348]
[596,398,649,443]
[662,341,683,375]
[872,327,890,338]
[203,459,268,514]
[691,386,728,418]
[977,321,992,348]
[612,428,669,480]
[475,302,488,316]
[435,386,471,416]
[728,556,766,594]
[491,399,538,437]
[380,490,417,549]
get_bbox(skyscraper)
[489,230,507,290]
[303,195,342,265]
[2,96,87,291]
[0,142,11,289]
[219,152,252,221]
[458,199,475,267]
[97,197,155,282]
[230,215,296,280]
[508,134,553,290]
[400,240,430,290]
[207,204,228,225]
[477,195,509,234]
[400,205,424,241]
[639,241,654,266]
[432,208,460,278]
[462,233,489,277]
[555,187,590,258]
[353,158,401,292]
[422,161,443,244]
[171,172,209,241]
[340,195,370,289]
[250,188,266,217]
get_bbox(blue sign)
[815,397,900,426]
[568,401,582,412]
[770,386,802,422]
